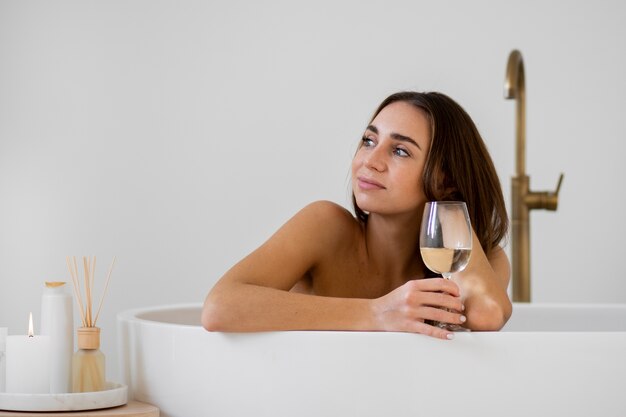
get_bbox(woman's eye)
[361,137,375,147]
[394,147,409,157]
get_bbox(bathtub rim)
[117,301,626,332]
[117,302,203,329]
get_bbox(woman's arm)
[202,201,375,332]
[456,231,512,330]
[203,201,466,339]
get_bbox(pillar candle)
[0,327,7,392]
[5,314,50,394]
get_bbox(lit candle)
[5,313,50,393]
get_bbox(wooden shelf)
[0,401,159,417]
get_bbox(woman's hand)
[370,278,466,340]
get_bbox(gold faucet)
[504,49,564,302]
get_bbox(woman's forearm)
[204,278,469,340]
[461,272,512,330]
[202,281,375,332]
[459,237,512,330]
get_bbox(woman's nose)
[364,147,386,172]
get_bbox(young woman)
[202,91,511,340]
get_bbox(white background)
[1,0,625,381]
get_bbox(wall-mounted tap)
[504,49,564,302]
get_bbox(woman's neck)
[363,212,426,281]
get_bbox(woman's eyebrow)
[365,125,379,134]
[390,133,421,150]
[366,124,421,150]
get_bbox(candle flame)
[28,312,34,337]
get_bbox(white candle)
[5,313,50,394]
[0,327,7,392]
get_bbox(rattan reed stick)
[67,255,116,330]
[83,257,92,327]
[90,256,96,302]
[66,256,86,327]
[94,256,116,326]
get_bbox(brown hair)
[352,91,508,252]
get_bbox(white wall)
[1,0,625,382]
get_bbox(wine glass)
[419,201,472,331]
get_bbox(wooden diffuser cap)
[77,327,101,350]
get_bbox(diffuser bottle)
[72,327,105,392]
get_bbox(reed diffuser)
[66,256,116,393]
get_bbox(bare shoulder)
[290,200,360,247]
[229,200,360,290]
[298,200,357,225]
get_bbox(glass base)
[436,273,469,332]
[436,322,471,332]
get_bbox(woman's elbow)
[468,296,512,331]
[201,293,229,332]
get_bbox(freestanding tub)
[118,303,626,417]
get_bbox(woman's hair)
[352,91,509,252]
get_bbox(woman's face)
[352,100,432,218]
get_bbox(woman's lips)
[357,176,386,190]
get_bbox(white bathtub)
[117,303,626,417]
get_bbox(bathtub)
[117,303,626,417]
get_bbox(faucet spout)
[504,50,526,176]
[504,49,564,303]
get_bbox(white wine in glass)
[419,201,472,330]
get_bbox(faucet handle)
[544,172,564,211]
[525,172,564,211]
[554,172,564,196]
